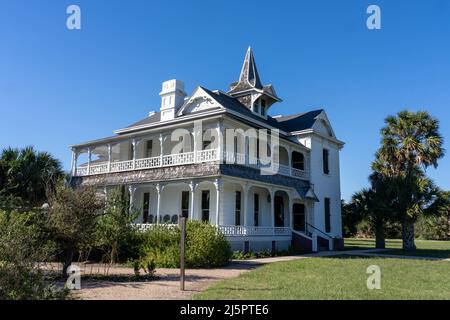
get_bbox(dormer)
[228,46,281,118]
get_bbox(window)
[201,190,210,222]
[292,152,305,170]
[145,140,153,158]
[142,192,150,223]
[181,191,189,218]
[235,191,241,226]
[261,99,266,116]
[324,198,331,233]
[253,101,260,114]
[254,194,259,226]
[323,149,330,174]
[129,143,134,160]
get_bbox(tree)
[48,186,104,275]
[372,110,445,250]
[96,186,138,264]
[0,146,64,209]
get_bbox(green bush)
[139,221,232,268]
[416,214,450,240]
[0,210,67,300]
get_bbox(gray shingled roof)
[123,87,322,135]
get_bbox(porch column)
[270,188,275,234]
[244,137,249,166]
[159,134,164,167]
[243,183,250,226]
[217,120,223,162]
[87,147,92,175]
[128,185,136,214]
[214,178,223,226]
[287,146,292,176]
[189,181,197,220]
[132,138,137,169]
[71,149,78,176]
[107,144,112,172]
[289,192,295,229]
[156,183,164,224]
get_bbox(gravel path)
[72,262,259,300]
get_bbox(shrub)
[416,214,450,240]
[139,221,232,268]
[0,210,67,300]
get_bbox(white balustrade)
[135,156,161,169]
[196,149,218,162]
[218,225,291,237]
[75,147,309,180]
[163,152,194,166]
[76,167,88,176]
[110,160,134,172]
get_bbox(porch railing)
[218,225,291,237]
[76,149,309,180]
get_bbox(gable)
[177,87,223,116]
[312,111,335,138]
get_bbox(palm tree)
[372,111,444,250]
[0,146,64,209]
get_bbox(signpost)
[179,216,186,291]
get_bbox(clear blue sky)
[1,0,449,200]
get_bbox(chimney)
[159,79,187,121]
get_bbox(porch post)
[128,185,136,214]
[159,134,164,167]
[71,149,77,176]
[189,181,197,220]
[217,120,223,162]
[107,144,112,172]
[270,188,275,234]
[87,147,92,175]
[289,192,295,229]
[156,183,164,224]
[287,146,292,176]
[132,138,137,169]
[214,178,222,226]
[243,183,250,226]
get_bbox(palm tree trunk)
[375,222,385,249]
[402,218,416,251]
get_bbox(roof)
[122,87,322,135]
[273,110,324,132]
[125,111,161,128]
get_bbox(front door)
[293,203,306,232]
[274,196,284,227]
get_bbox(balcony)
[74,149,309,180]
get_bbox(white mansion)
[69,48,344,252]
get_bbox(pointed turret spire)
[228,46,281,112]
[229,47,263,93]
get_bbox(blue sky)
[1,0,449,200]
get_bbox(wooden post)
[179,216,186,291]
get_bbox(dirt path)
[73,262,259,300]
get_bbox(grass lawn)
[344,238,450,259]
[195,256,450,300]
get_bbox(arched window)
[171,215,179,224]
[292,151,305,170]
[163,214,171,223]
